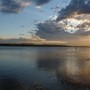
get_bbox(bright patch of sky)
[58,18,84,33]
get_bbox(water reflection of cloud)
[36,47,64,71]
[37,59,60,71]
[36,47,90,89]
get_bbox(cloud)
[0,38,29,43]
[0,0,30,13]
[36,20,90,41]
[36,20,78,40]
[34,0,90,40]
[0,0,51,13]
[35,0,90,40]
[57,0,90,21]
[36,15,90,40]
[32,0,51,6]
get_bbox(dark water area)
[0,46,90,90]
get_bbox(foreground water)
[0,46,90,90]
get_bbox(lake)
[0,46,90,90]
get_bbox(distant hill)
[0,38,90,47]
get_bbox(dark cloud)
[77,21,90,29]
[75,29,90,36]
[36,18,90,40]
[75,21,90,35]
[37,20,63,33]
[32,0,51,6]
[57,0,90,21]
[0,0,51,13]
[0,0,29,13]
[36,20,79,40]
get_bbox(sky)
[0,0,90,42]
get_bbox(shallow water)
[0,46,90,90]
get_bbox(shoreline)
[0,43,69,47]
[0,43,90,47]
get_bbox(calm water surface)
[0,46,90,90]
